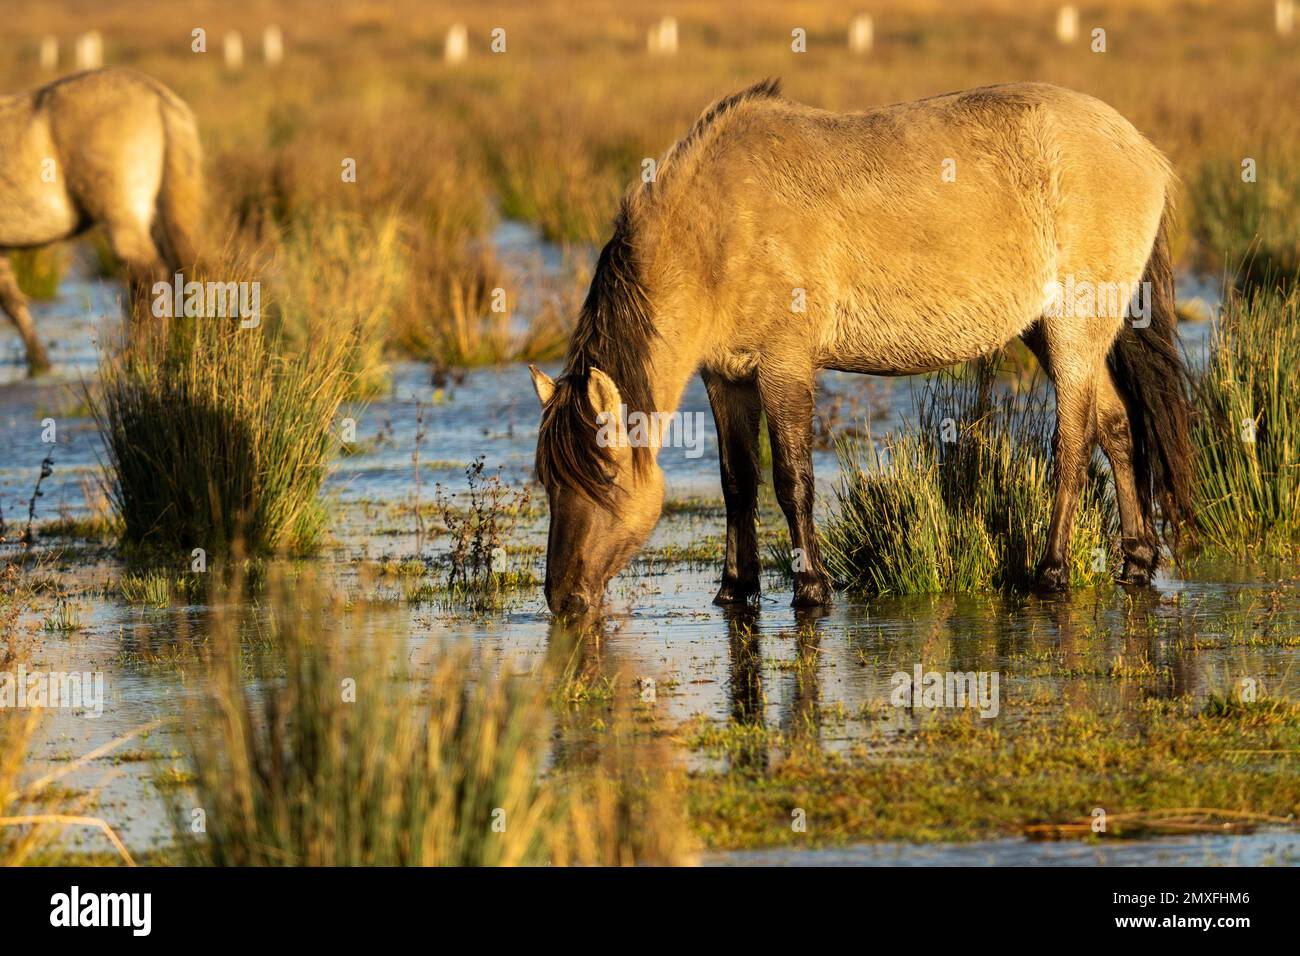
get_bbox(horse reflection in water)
[721,605,829,772]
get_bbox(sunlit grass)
[40,599,84,632]
[90,263,358,556]
[174,572,692,865]
[267,211,405,396]
[1189,147,1300,288]
[119,571,171,608]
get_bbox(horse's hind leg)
[1038,364,1101,590]
[0,256,51,374]
[757,362,832,606]
[703,371,762,605]
[1022,323,1101,591]
[1096,369,1157,584]
[1031,319,1156,585]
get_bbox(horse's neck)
[645,328,699,426]
[635,226,709,426]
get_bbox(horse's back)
[660,83,1171,376]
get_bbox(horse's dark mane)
[536,81,784,506]
[536,200,657,506]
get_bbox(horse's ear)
[587,367,623,418]
[529,365,556,406]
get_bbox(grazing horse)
[0,67,203,373]
[531,79,1194,618]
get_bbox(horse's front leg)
[757,365,832,607]
[703,371,762,605]
[0,256,50,374]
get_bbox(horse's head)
[530,365,664,620]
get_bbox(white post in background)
[648,16,679,56]
[848,14,873,54]
[75,31,103,69]
[445,23,468,64]
[39,35,58,71]
[1278,0,1295,36]
[263,25,284,65]
[1056,5,1079,44]
[224,31,244,71]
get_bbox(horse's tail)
[1106,199,1196,554]
[154,87,204,273]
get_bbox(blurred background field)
[1,0,1298,373]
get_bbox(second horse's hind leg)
[703,371,762,605]
[0,256,51,374]
[104,218,169,319]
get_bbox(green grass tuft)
[118,572,171,609]
[823,360,1116,595]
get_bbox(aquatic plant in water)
[435,455,534,595]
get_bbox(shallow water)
[711,831,1300,867]
[3,235,1293,867]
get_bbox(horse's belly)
[813,220,1053,373]
[818,289,1043,375]
[0,186,80,246]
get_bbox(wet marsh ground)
[3,248,1298,865]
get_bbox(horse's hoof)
[1118,561,1153,587]
[713,579,760,606]
[792,575,833,608]
[1031,564,1069,593]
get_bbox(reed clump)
[1191,284,1300,556]
[823,360,1116,595]
[91,264,357,557]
